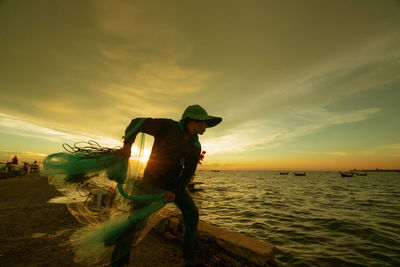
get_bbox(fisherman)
[114,104,222,267]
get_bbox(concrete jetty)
[0,174,277,266]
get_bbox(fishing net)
[40,134,167,265]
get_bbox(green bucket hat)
[181,104,222,128]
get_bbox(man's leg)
[174,188,199,263]
[111,181,166,266]
[110,228,136,267]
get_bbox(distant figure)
[6,162,13,178]
[31,160,39,173]
[114,104,222,267]
[23,162,30,176]
[12,156,18,165]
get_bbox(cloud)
[307,151,350,157]
[0,113,121,147]
[359,143,400,157]
[200,33,397,155]
[218,33,400,124]
[100,61,212,118]
[0,0,222,137]
[322,152,350,156]
[203,107,380,154]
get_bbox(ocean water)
[192,170,400,266]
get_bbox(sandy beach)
[0,174,188,266]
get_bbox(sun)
[139,149,151,163]
[129,145,151,163]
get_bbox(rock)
[153,208,278,266]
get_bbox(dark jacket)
[124,118,201,193]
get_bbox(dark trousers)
[111,181,163,267]
[111,187,199,266]
[111,229,136,267]
[174,188,199,261]
[110,210,145,267]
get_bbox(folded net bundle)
[40,134,166,264]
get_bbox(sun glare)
[130,145,151,163]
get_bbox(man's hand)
[164,191,175,203]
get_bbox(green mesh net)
[40,134,167,264]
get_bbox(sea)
[192,170,400,266]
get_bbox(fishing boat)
[340,171,354,177]
[294,172,306,176]
[280,172,289,175]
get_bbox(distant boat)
[280,172,289,175]
[211,170,220,172]
[294,172,306,176]
[340,171,354,177]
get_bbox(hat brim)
[205,116,222,128]
[182,112,222,127]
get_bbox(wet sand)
[0,174,186,266]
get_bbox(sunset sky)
[0,0,399,170]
